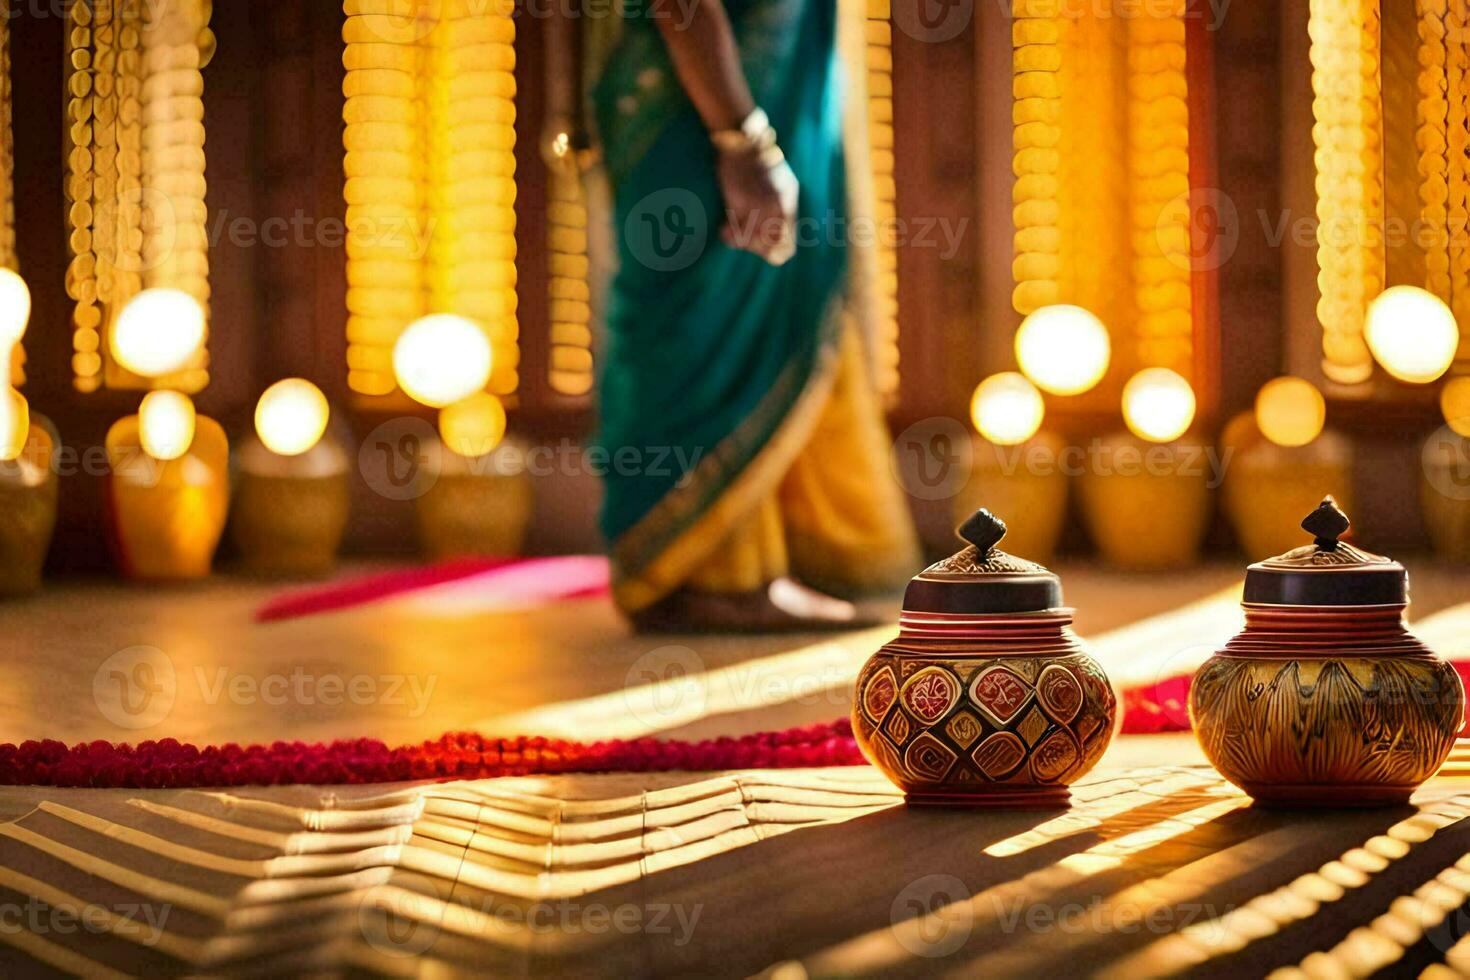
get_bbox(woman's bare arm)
[649,0,756,133]
[649,0,797,263]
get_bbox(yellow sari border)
[611,304,849,612]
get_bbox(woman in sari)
[547,0,919,631]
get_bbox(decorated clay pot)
[852,508,1117,807]
[230,435,350,578]
[1190,497,1464,807]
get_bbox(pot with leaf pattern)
[1190,497,1464,807]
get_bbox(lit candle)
[1365,286,1459,385]
[958,372,1067,563]
[0,388,56,596]
[1221,376,1352,559]
[110,289,207,379]
[231,379,349,578]
[1015,305,1111,397]
[106,390,229,581]
[1079,368,1210,570]
[416,392,532,560]
[393,313,494,409]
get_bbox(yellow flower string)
[139,0,213,392]
[1310,0,1379,384]
[1417,0,1451,304]
[427,0,518,398]
[343,1,429,399]
[0,8,19,386]
[1011,0,1062,316]
[65,0,211,393]
[546,164,593,398]
[1126,3,1192,377]
[343,0,518,404]
[867,0,899,397]
[1449,0,1470,371]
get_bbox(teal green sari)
[588,0,850,610]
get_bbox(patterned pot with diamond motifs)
[852,509,1117,807]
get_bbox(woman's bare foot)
[630,577,868,633]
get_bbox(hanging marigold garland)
[1447,0,1470,373]
[1418,0,1452,307]
[64,0,213,393]
[545,140,594,398]
[1011,2,1191,388]
[342,0,518,406]
[1011,0,1063,317]
[1126,2,1193,378]
[1309,0,1382,385]
[0,4,19,387]
[865,0,900,398]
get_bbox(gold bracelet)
[711,108,784,166]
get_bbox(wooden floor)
[1,561,1469,977]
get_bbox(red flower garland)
[0,720,865,789]
[7,660,1459,788]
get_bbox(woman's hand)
[717,144,799,265]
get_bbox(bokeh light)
[0,268,32,351]
[111,289,206,378]
[1443,377,1470,438]
[0,387,28,462]
[1254,376,1326,448]
[1122,368,1196,443]
[254,379,330,457]
[1364,285,1459,385]
[138,390,196,461]
[439,392,508,458]
[392,313,494,408]
[1015,304,1111,396]
[970,372,1045,446]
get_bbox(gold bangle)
[711,107,776,153]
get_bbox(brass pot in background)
[1420,427,1470,562]
[0,415,57,596]
[1078,432,1211,570]
[1220,412,1354,560]
[415,435,533,560]
[954,431,1068,565]
[231,435,350,578]
[105,414,230,582]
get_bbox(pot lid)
[1243,497,1407,606]
[903,508,1063,614]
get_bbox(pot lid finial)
[1243,494,1407,606]
[902,507,1063,615]
[1301,496,1350,551]
[957,508,1007,557]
